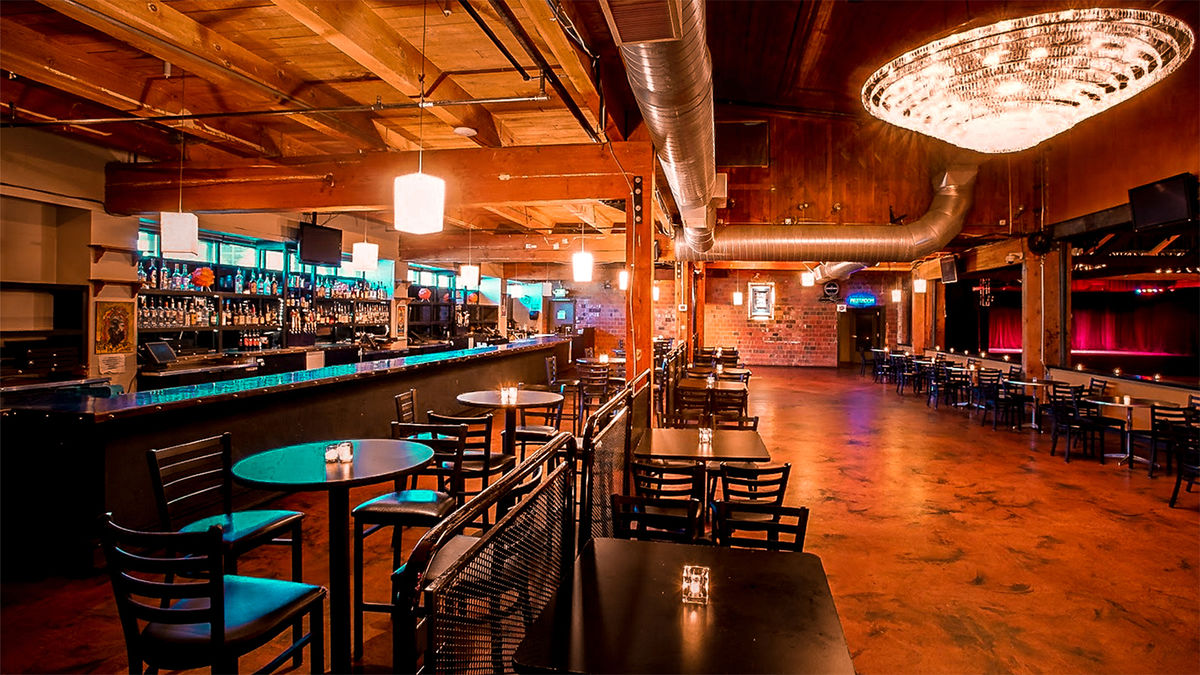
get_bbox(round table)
[1082,396,1174,466]
[1003,378,1066,430]
[233,438,433,674]
[457,389,565,459]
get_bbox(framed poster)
[747,282,775,320]
[95,300,135,354]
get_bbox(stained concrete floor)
[2,366,1197,674]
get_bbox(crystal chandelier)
[862,8,1194,153]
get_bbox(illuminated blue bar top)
[2,337,564,421]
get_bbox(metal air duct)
[675,163,978,262]
[813,262,869,281]
[605,0,716,252]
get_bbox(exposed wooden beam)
[270,0,503,148]
[399,232,626,264]
[38,0,386,150]
[515,0,615,138]
[0,77,184,159]
[0,19,272,157]
[105,141,656,214]
[564,203,614,233]
[482,205,554,231]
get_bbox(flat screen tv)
[940,255,958,284]
[299,222,343,265]
[1129,172,1198,231]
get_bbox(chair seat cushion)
[141,575,324,670]
[180,510,302,548]
[395,534,480,585]
[459,453,517,474]
[353,490,455,524]
[515,424,558,438]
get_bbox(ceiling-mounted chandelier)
[862,8,1194,153]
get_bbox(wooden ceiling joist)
[399,231,627,264]
[105,141,655,214]
[270,0,504,148]
[0,19,272,158]
[482,205,556,232]
[38,0,388,151]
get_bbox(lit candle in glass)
[715,363,724,375]
[336,441,354,463]
[599,353,609,364]
[1123,395,1131,405]
[682,565,709,604]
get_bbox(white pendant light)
[161,211,200,257]
[393,1,444,235]
[394,173,444,234]
[733,290,744,306]
[891,288,902,303]
[652,284,661,301]
[351,241,379,272]
[801,272,815,287]
[572,251,594,282]
[459,263,480,288]
[913,278,928,293]
[618,269,629,291]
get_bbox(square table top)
[635,427,769,462]
[677,377,748,393]
[513,537,855,674]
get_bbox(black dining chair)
[101,513,325,674]
[1046,383,1102,463]
[352,422,467,659]
[1169,426,1199,508]
[394,389,418,424]
[611,494,701,543]
[1130,405,1193,478]
[145,433,304,581]
[427,411,515,496]
[712,502,810,552]
[505,383,567,460]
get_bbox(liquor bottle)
[234,269,244,294]
[136,261,147,285]
[158,262,169,289]
[271,275,279,296]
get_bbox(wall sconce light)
[801,272,815,287]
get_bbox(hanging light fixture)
[891,288,902,303]
[351,215,379,272]
[733,289,744,306]
[862,8,1194,153]
[459,222,479,287]
[161,75,199,257]
[652,284,661,301]
[801,271,815,287]
[618,269,629,291]
[394,0,445,234]
[913,278,928,293]
[733,267,743,305]
[572,217,592,282]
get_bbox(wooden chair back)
[394,389,417,423]
[145,433,233,531]
[391,422,468,501]
[712,502,810,552]
[610,494,700,543]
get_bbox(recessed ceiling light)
[453,126,478,137]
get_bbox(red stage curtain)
[988,306,1022,350]
[1071,300,1196,355]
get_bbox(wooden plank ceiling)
[3,0,1196,271]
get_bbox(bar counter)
[1,336,568,575]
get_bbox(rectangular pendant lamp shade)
[733,290,744,306]
[394,172,445,234]
[618,269,629,291]
[652,284,661,301]
[572,251,593,282]
[160,211,200,256]
[913,278,928,293]
[891,288,902,303]
[459,263,480,288]
[800,272,815,287]
[351,241,379,272]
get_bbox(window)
[137,231,159,255]
[263,250,285,271]
[220,242,256,267]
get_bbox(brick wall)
[703,270,906,367]
[653,281,677,336]
[570,277,677,354]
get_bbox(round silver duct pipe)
[617,0,716,252]
[813,262,869,282]
[675,163,978,262]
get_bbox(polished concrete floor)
[2,366,1197,673]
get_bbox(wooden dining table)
[635,427,770,463]
[513,537,855,674]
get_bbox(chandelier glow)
[862,8,1193,153]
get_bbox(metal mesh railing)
[583,407,628,545]
[419,439,574,674]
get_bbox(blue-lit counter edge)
[4,337,566,422]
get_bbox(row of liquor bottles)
[138,296,282,329]
[286,302,391,336]
[138,257,390,299]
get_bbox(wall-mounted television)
[299,222,343,265]
[1129,172,1198,231]
[940,255,959,284]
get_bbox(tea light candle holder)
[705,374,715,388]
[598,353,609,364]
[499,386,519,404]
[1123,395,1131,405]
[682,565,709,604]
[326,441,354,464]
[715,363,724,375]
[698,427,713,448]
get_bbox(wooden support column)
[694,263,706,354]
[675,263,688,347]
[933,281,947,350]
[911,271,930,353]
[625,175,652,381]
[1021,240,1065,377]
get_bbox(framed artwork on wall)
[748,282,775,320]
[95,300,135,354]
